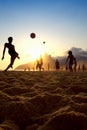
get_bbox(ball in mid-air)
[30,33,36,38]
[43,41,45,44]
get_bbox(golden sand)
[0,71,87,130]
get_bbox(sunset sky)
[0,0,87,70]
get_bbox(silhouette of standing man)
[65,51,77,72]
[55,59,60,70]
[2,37,20,71]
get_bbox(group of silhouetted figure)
[1,37,87,72]
[35,55,44,71]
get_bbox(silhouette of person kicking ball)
[2,37,20,71]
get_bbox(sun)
[29,46,45,61]
[19,39,46,62]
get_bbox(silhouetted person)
[36,56,44,71]
[82,64,85,72]
[36,59,39,70]
[55,59,60,70]
[27,67,30,71]
[2,37,20,71]
[39,55,44,71]
[24,68,26,71]
[65,51,77,72]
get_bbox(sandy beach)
[0,71,87,130]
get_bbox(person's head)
[8,37,13,43]
[68,51,72,55]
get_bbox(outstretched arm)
[2,44,6,60]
